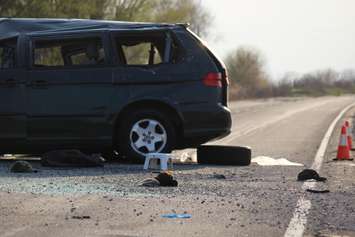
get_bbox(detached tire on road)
[197,145,251,166]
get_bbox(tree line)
[0,0,211,36]
[225,47,355,99]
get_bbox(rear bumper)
[178,103,232,148]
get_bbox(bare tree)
[107,0,151,21]
[225,46,272,98]
[151,0,212,37]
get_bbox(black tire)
[197,145,251,166]
[118,109,176,163]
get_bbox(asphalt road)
[1,96,355,237]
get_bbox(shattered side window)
[115,32,168,66]
[33,37,105,68]
[122,42,163,65]
[0,38,17,69]
[70,47,105,66]
[34,46,64,67]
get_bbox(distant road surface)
[1,96,355,237]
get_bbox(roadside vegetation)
[1,0,354,100]
[0,0,211,36]
[225,47,355,100]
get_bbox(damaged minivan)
[0,18,231,161]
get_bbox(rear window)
[114,31,181,66]
[33,37,105,68]
[122,41,163,65]
[0,38,17,69]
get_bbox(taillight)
[203,72,222,88]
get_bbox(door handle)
[3,78,17,87]
[34,80,48,84]
[32,80,48,88]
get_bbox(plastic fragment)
[161,213,192,219]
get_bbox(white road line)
[284,102,355,237]
[284,198,312,237]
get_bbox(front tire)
[118,109,176,162]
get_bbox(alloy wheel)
[129,119,167,156]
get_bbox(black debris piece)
[140,172,178,187]
[72,215,91,219]
[155,172,178,187]
[9,161,37,173]
[306,189,330,194]
[213,174,227,179]
[141,178,161,187]
[41,150,105,168]
[297,169,327,182]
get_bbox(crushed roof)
[0,18,176,40]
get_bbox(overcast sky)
[203,0,355,79]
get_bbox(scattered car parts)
[9,160,37,173]
[41,150,104,167]
[297,169,327,182]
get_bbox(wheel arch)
[113,99,184,149]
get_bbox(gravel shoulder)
[304,108,355,237]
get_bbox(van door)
[0,37,26,151]
[26,33,113,148]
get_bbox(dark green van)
[0,18,231,161]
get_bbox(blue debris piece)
[161,213,192,219]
